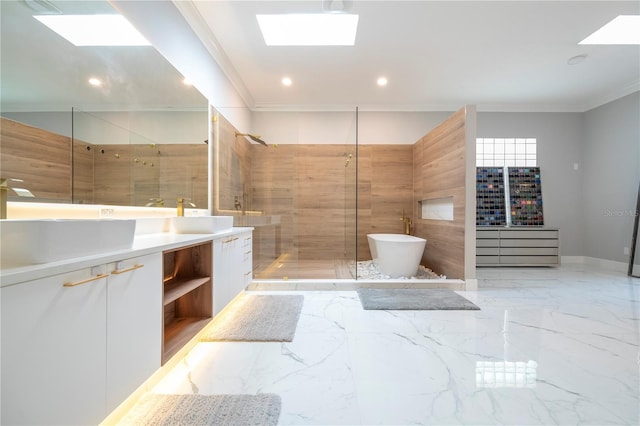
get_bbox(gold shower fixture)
[235,132,268,147]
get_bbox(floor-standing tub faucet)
[400,209,412,235]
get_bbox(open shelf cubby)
[162,241,212,364]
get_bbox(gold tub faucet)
[400,209,412,235]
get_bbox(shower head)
[235,132,268,147]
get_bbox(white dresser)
[476,228,560,266]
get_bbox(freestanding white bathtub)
[367,233,427,278]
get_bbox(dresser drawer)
[477,230,500,238]
[500,256,559,264]
[500,247,558,256]
[500,239,558,248]
[500,230,559,239]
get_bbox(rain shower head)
[235,132,268,147]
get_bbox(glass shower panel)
[72,109,134,206]
[239,109,358,280]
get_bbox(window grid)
[476,138,537,167]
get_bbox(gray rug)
[202,294,304,342]
[357,288,480,310]
[120,393,281,426]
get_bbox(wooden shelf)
[162,317,211,364]
[162,241,212,365]
[163,277,210,306]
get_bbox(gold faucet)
[145,197,164,207]
[177,198,196,216]
[1,178,35,219]
[400,208,412,235]
[177,198,185,217]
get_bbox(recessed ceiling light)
[88,77,102,87]
[282,77,293,86]
[33,14,151,46]
[377,77,388,86]
[579,15,640,45]
[256,14,359,46]
[182,77,193,86]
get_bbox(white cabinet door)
[238,231,253,293]
[1,267,108,426]
[213,237,231,315]
[106,252,162,412]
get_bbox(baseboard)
[583,256,629,273]
[561,255,629,273]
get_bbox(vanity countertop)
[0,227,253,288]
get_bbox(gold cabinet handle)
[63,274,109,287]
[111,264,144,275]
[244,250,252,255]
[244,271,252,276]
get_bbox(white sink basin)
[0,219,136,266]
[170,216,233,234]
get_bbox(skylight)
[33,14,151,46]
[256,14,359,46]
[579,15,640,45]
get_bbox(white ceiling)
[2,1,638,113]
[182,0,640,112]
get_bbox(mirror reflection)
[0,0,208,210]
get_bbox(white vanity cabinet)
[212,230,253,314]
[1,266,109,425]
[1,252,162,426]
[106,252,162,412]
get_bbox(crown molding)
[172,0,255,109]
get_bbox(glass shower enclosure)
[211,107,358,281]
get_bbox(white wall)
[583,91,640,263]
[3,111,208,145]
[252,110,454,145]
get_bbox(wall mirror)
[0,0,208,211]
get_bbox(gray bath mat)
[202,294,304,342]
[119,393,281,425]
[357,288,480,310]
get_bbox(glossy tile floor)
[147,264,639,425]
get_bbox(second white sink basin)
[170,216,233,234]
[0,219,136,266]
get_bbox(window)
[476,138,537,167]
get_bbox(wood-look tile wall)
[413,108,469,279]
[245,143,414,268]
[1,117,207,208]
[1,117,72,202]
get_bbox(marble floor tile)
[127,264,640,425]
